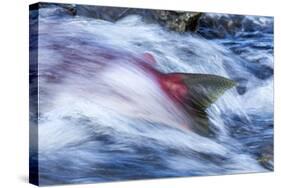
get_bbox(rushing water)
[29,6,273,186]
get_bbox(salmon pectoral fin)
[167,73,236,136]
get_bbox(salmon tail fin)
[167,73,236,136]
[181,73,236,110]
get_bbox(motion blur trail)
[29,6,273,185]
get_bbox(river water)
[29,6,273,185]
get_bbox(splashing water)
[30,6,273,185]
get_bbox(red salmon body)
[138,53,189,105]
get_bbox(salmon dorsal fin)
[142,52,157,65]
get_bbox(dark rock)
[197,14,273,38]
[236,86,247,95]
[75,5,134,21]
[39,3,202,33]
[197,15,244,38]
[153,10,202,32]
[74,6,202,32]
[257,144,273,170]
[235,78,248,95]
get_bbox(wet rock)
[235,78,248,95]
[197,15,244,38]
[236,86,247,95]
[197,14,273,38]
[257,144,273,170]
[74,6,202,32]
[61,4,77,15]
[38,3,202,32]
[153,10,202,32]
[74,5,135,21]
